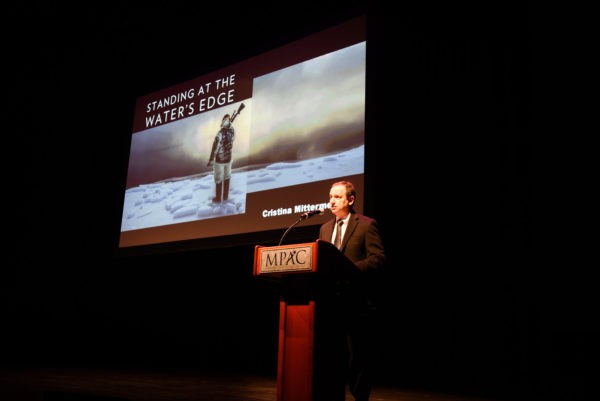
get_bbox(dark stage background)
[3,2,592,401]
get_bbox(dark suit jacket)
[319,212,386,312]
[319,211,385,272]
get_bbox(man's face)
[222,118,231,128]
[329,184,352,218]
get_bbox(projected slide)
[119,16,366,249]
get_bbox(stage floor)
[0,367,498,401]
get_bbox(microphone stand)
[278,218,303,246]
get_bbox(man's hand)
[207,160,214,167]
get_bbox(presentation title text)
[144,74,237,128]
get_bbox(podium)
[253,240,357,401]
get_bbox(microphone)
[299,208,324,220]
[278,208,325,246]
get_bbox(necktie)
[334,220,343,249]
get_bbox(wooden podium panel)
[277,300,315,401]
[254,240,355,401]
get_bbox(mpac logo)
[258,244,314,274]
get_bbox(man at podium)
[318,180,386,401]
